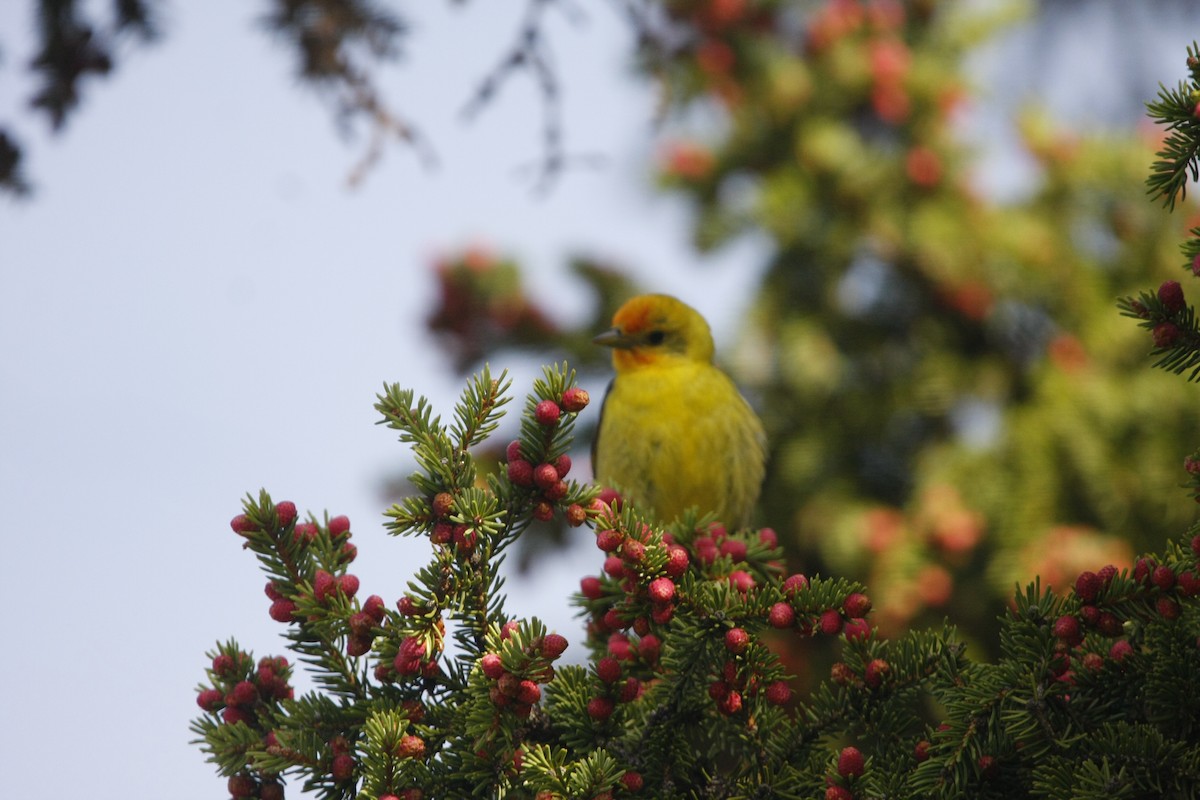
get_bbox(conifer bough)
[192,361,1200,799]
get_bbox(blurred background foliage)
[421,0,1200,654]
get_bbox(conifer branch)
[1146,42,1200,210]
[193,357,1200,798]
[1119,284,1200,381]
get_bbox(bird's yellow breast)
[593,357,766,529]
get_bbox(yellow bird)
[591,294,767,529]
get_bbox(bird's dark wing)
[591,377,616,476]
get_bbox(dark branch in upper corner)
[4,0,616,198]
[27,0,160,132]
[0,129,32,197]
[342,67,439,188]
[1,0,162,198]
[262,0,438,187]
[461,0,605,194]
[605,0,676,55]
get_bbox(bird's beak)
[593,327,634,349]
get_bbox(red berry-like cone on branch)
[562,387,590,412]
[270,597,297,623]
[843,592,872,618]
[541,633,568,659]
[331,753,355,781]
[596,656,622,684]
[480,653,504,680]
[1154,322,1181,348]
[313,570,335,602]
[1074,571,1101,602]
[534,400,561,426]
[765,680,792,705]
[565,503,587,526]
[534,463,559,490]
[1159,280,1186,313]
[230,514,258,535]
[587,696,615,721]
[724,627,750,654]
[865,658,890,687]
[507,459,534,487]
[717,689,742,716]
[783,574,809,595]
[275,501,297,529]
[363,594,386,623]
[648,577,676,604]
[1053,615,1083,647]
[837,746,865,778]
[768,602,795,629]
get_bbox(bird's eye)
[646,330,666,345]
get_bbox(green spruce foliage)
[193,361,1200,798]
